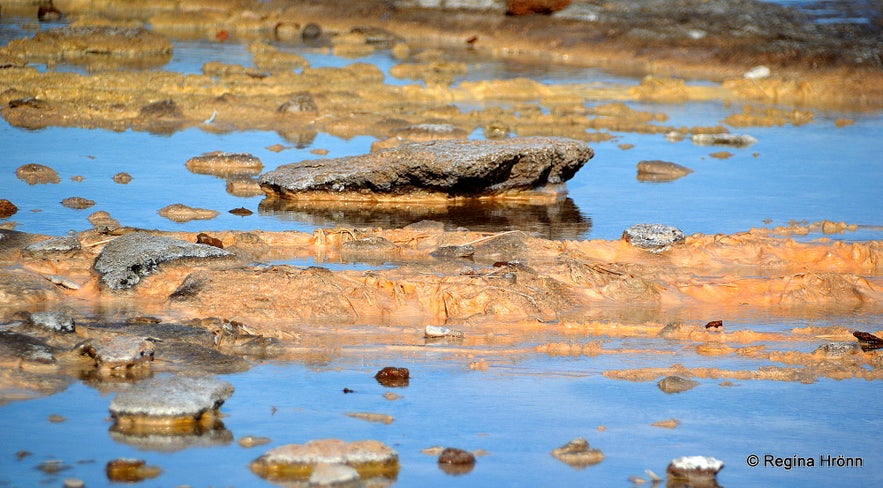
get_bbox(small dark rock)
[658,375,699,394]
[506,0,572,16]
[229,207,253,216]
[705,320,723,330]
[438,447,475,465]
[375,366,410,387]
[853,331,883,351]
[636,160,693,182]
[302,23,322,41]
[0,199,17,219]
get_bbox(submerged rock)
[691,133,757,147]
[249,439,399,481]
[15,163,59,185]
[105,458,162,483]
[158,203,219,222]
[259,137,592,201]
[658,375,699,394]
[109,376,233,428]
[185,152,263,177]
[550,437,604,468]
[813,341,862,358]
[622,223,685,252]
[636,160,693,182]
[93,232,233,290]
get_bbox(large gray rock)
[94,232,233,290]
[109,376,233,419]
[259,137,593,200]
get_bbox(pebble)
[622,223,685,252]
[744,65,771,79]
[238,435,272,448]
[657,375,699,394]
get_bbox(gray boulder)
[622,224,685,252]
[109,375,234,419]
[259,137,593,200]
[94,232,233,290]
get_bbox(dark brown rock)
[0,199,17,219]
[658,375,699,394]
[374,366,409,387]
[259,137,592,201]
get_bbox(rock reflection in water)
[259,197,591,240]
[109,422,233,452]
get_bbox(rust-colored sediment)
[3,223,881,382]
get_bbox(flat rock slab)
[250,439,399,481]
[259,137,593,201]
[109,376,234,419]
[94,232,233,290]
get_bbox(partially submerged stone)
[80,336,155,372]
[424,325,464,339]
[158,203,219,223]
[636,160,693,182]
[185,152,263,177]
[550,437,604,468]
[666,456,724,484]
[622,223,685,252]
[60,197,95,210]
[249,439,399,481]
[0,199,17,219]
[374,367,409,387]
[437,447,476,475]
[105,458,162,483]
[259,137,592,201]
[15,163,59,185]
[658,375,699,394]
[109,376,234,431]
[94,232,233,290]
